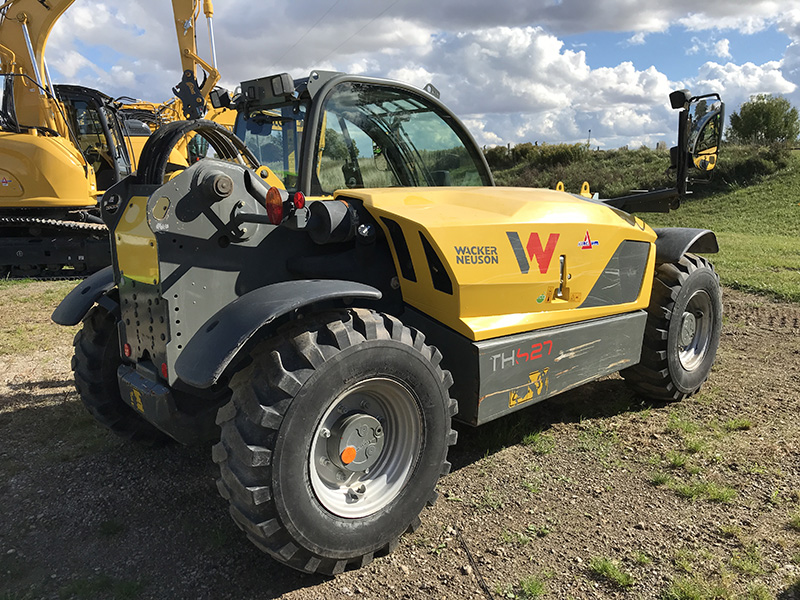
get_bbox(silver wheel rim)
[309,377,422,519]
[677,290,714,371]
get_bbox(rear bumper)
[117,364,222,445]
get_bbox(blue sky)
[45,0,799,149]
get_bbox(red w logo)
[506,232,560,274]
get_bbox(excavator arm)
[171,0,220,119]
[0,0,76,137]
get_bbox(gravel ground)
[1,284,799,600]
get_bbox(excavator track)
[0,215,111,280]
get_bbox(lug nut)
[320,428,331,438]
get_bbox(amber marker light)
[265,186,284,225]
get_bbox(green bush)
[489,143,790,198]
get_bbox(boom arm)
[0,0,75,135]
[171,0,221,119]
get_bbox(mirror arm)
[675,106,689,198]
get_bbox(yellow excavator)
[0,0,225,277]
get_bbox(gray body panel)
[175,279,382,389]
[404,309,647,425]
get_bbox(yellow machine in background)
[0,0,231,276]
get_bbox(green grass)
[729,544,763,575]
[724,418,753,432]
[684,438,707,455]
[588,556,635,588]
[521,430,555,455]
[667,451,688,469]
[647,152,800,302]
[662,575,733,600]
[651,471,672,486]
[0,280,77,356]
[789,510,800,532]
[518,574,549,599]
[673,480,737,503]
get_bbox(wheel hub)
[309,378,423,519]
[328,413,385,472]
[679,312,697,347]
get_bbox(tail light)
[161,362,169,380]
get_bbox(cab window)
[313,82,490,195]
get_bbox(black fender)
[51,266,117,326]
[652,228,718,264]
[174,279,383,389]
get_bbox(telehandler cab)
[53,70,725,574]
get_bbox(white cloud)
[626,32,647,46]
[714,39,732,59]
[37,0,800,150]
[687,37,733,59]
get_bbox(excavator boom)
[171,0,220,119]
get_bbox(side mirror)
[241,73,295,107]
[687,97,724,172]
[209,87,231,109]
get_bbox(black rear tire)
[622,253,722,401]
[73,302,169,444]
[213,309,457,574]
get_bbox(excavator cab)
[55,85,132,191]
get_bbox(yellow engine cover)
[343,187,657,341]
[0,131,97,207]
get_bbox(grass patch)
[684,438,707,455]
[521,430,555,455]
[724,418,752,432]
[667,451,688,469]
[662,575,734,600]
[789,510,800,532]
[651,471,672,486]
[646,151,800,302]
[0,280,78,356]
[729,543,763,575]
[518,574,549,599]
[667,412,699,435]
[588,556,635,588]
[673,480,737,503]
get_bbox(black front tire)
[213,309,457,575]
[622,253,722,401]
[72,303,169,444]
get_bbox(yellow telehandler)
[54,67,725,574]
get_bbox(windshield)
[234,103,307,190]
[313,82,489,195]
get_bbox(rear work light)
[265,186,284,225]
